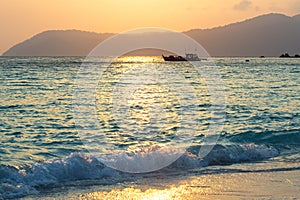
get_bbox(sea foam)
[0,143,279,199]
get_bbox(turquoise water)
[0,57,299,198]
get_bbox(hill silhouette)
[2,13,300,57]
[3,30,113,56]
[185,13,300,56]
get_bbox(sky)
[1,0,300,54]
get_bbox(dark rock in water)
[279,53,300,58]
[280,53,291,58]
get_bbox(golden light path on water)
[1,56,299,199]
[94,56,211,157]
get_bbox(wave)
[0,153,127,199]
[1,128,299,198]
[0,142,280,199]
[175,143,279,169]
[224,128,300,151]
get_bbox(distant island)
[279,53,300,58]
[2,13,300,57]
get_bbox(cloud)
[233,0,252,11]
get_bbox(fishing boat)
[162,53,200,61]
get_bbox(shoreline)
[22,168,300,199]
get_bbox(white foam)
[0,144,279,199]
[0,153,124,199]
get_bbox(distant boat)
[162,53,200,61]
[162,55,187,61]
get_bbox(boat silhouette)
[162,53,200,61]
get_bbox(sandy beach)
[22,166,300,200]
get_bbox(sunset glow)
[1,0,300,54]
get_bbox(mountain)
[2,30,113,56]
[2,13,300,57]
[293,14,300,21]
[184,13,300,56]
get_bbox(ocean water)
[0,56,299,199]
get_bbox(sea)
[0,56,299,199]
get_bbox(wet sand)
[22,169,300,199]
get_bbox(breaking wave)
[0,142,280,199]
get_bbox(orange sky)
[1,0,300,54]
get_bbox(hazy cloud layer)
[234,0,252,11]
[292,0,300,12]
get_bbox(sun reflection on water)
[115,56,163,63]
[95,57,206,156]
